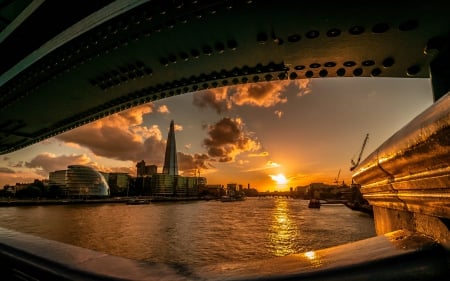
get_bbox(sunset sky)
[0,77,433,191]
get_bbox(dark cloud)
[0,167,15,174]
[192,89,231,114]
[25,153,91,176]
[177,152,211,175]
[203,117,260,162]
[57,125,145,161]
[142,135,166,166]
[12,161,24,168]
[55,105,167,165]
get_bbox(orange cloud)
[157,104,170,113]
[248,151,269,157]
[230,82,288,107]
[174,124,183,131]
[0,167,15,174]
[192,80,311,113]
[274,110,283,118]
[203,117,261,162]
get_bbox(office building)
[162,120,178,175]
[66,165,110,197]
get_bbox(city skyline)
[0,78,433,191]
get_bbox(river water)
[0,197,375,267]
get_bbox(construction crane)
[350,133,369,171]
[334,168,341,184]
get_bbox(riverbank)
[0,197,205,207]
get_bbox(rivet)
[289,72,298,80]
[353,68,363,76]
[337,68,346,76]
[306,30,320,39]
[371,68,381,76]
[326,28,341,37]
[407,65,421,76]
[362,60,375,66]
[343,61,356,67]
[287,34,301,43]
[349,25,365,35]
[382,57,395,68]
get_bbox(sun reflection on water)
[269,199,298,256]
[303,250,322,267]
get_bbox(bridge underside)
[1,0,450,154]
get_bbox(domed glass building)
[66,165,110,197]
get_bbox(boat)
[308,199,321,208]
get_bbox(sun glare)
[270,173,288,185]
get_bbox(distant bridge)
[257,191,296,198]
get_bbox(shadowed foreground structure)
[0,0,449,280]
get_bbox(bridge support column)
[352,92,450,248]
[372,206,450,249]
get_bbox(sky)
[0,77,433,191]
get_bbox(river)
[0,197,375,267]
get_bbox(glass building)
[66,165,110,197]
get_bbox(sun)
[270,173,288,185]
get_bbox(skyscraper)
[162,120,178,175]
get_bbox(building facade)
[66,165,110,197]
[136,160,158,177]
[49,170,66,187]
[108,172,130,196]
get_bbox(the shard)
[162,120,178,175]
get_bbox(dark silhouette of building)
[162,120,178,175]
[136,160,157,177]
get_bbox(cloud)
[203,117,261,162]
[9,161,24,168]
[55,104,166,165]
[230,82,288,107]
[293,79,312,96]
[157,105,170,113]
[192,88,231,114]
[274,110,283,118]
[25,153,92,176]
[192,80,311,113]
[248,151,269,157]
[0,167,15,174]
[174,124,183,131]
[177,152,211,175]
[245,160,281,172]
